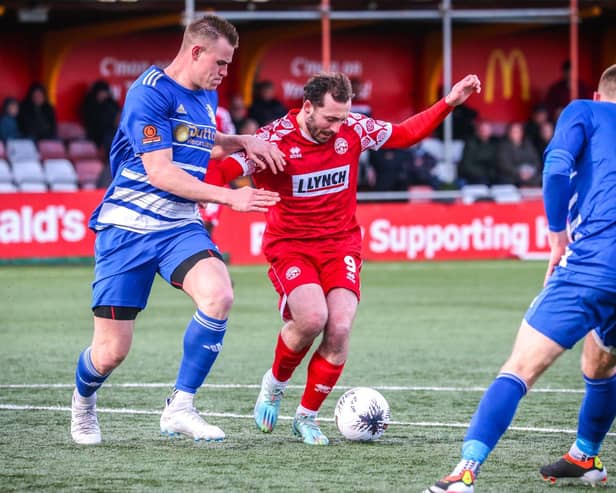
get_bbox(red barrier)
[0,191,103,259]
[0,192,549,263]
[211,200,550,264]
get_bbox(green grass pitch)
[0,261,613,492]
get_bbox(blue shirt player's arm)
[542,101,592,232]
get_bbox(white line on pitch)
[3,403,613,437]
[0,383,584,393]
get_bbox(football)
[334,387,391,441]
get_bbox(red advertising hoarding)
[0,192,549,263]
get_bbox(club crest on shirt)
[142,125,161,144]
[286,266,301,280]
[334,137,348,154]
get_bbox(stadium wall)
[0,20,606,124]
[0,192,549,264]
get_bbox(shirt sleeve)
[542,100,591,232]
[123,84,173,155]
[205,157,244,186]
[382,98,453,149]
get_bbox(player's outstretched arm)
[215,132,286,175]
[381,74,481,149]
[142,147,279,212]
[445,74,482,106]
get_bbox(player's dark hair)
[598,64,616,99]
[186,15,239,49]
[303,72,353,107]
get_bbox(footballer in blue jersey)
[70,15,283,446]
[425,65,616,493]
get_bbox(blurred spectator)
[350,78,372,116]
[19,82,57,140]
[369,148,413,191]
[229,95,248,130]
[82,80,120,152]
[248,80,287,126]
[369,146,438,191]
[524,104,550,157]
[237,117,259,136]
[537,120,554,162]
[544,60,593,122]
[458,120,499,185]
[495,122,542,187]
[0,97,22,140]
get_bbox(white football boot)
[71,388,101,445]
[160,390,225,442]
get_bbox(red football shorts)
[266,239,362,321]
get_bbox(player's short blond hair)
[598,64,616,100]
[183,15,239,50]
[304,72,353,107]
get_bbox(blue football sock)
[575,373,616,456]
[75,347,109,397]
[174,310,227,394]
[462,372,528,463]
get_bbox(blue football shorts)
[91,222,221,310]
[524,266,616,350]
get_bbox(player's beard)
[305,114,334,143]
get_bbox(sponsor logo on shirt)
[286,266,301,280]
[142,125,161,144]
[292,164,350,197]
[173,122,216,148]
[289,146,302,159]
[334,137,348,154]
[176,103,187,115]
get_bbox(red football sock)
[271,333,311,382]
[300,351,345,412]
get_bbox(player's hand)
[240,135,286,175]
[543,230,569,286]
[228,186,280,213]
[445,74,481,106]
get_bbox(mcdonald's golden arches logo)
[485,49,530,103]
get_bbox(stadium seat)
[420,138,444,161]
[432,161,457,183]
[57,122,86,141]
[38,139,68,160]
[0,159,13,184]
[0,182,17,193]
[74,158,104,189]
[450,140,465,163]
[44,158,78,190]
[18,182,47,192]
[68,140,99,161]
[11,159,46,188]
[461,184,491,204]
[6,138,39,163]
[491,184,521,203]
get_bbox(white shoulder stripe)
[150,73,164,87]
[120,167,150,183]
[143,69,163,87]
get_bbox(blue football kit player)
[425,64,616,492]
[70,15,283,445]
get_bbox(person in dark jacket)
[0,97,22,140]
[18,82,57,140]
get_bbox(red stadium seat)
[38,139,67,160]
[57,122,86,141]
[74,158,104,189]
[68,140,99,161]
